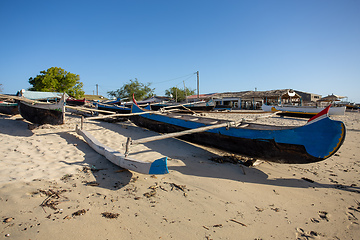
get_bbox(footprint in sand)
[346,201,360,229]
[295,227,321,239]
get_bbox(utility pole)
[183,81,187,103]
[96,84,98,96]
[197,71,199,99]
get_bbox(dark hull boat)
[18,97,65,125]
[130,103,346,164]
[66,98,87,106]
[0,102,19,115]
[94,102,131,114]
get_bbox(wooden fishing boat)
[131,102,346,164]
[94,102,131,114]
[18,95,65,125]
[262,104,345,118]
[75,124,168,175]
[150,99,215,111]
[66,98,87,106]
[0,102,19,115]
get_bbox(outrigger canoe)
[18,95,65,125]
[131,101,346,164]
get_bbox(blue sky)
[1,0,359,102]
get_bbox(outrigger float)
[75,117,169,175]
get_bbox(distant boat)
[93,102,131,114]
[0,101,19,115]
[18,95,65,125]
[262,104,345,118]
[66,98,87,106]
[130,101,346,164]
[346,104,359,111]
[150,99,215,111]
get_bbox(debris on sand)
[72,209,87,217]
[101,212,120,219]
[209,154,257,166]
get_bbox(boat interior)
[151,111,296,131]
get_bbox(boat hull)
[76,126,168,175]
[150,100,215,111]
[66,99,86,106]
[18,101,64,125]
[0,103,19,115]
[262,104,346,118]
[131,104,346,164]
[95,103,131,114]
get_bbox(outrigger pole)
[124,120,241,157]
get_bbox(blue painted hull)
[131,104,346,164]
[94,103,131,114]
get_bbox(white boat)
[75,125,168,175]
[262,104,345,118]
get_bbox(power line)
[151,72,196,85]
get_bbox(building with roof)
[188,89,301,110]
[294,90,322,105]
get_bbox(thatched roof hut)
[210,89,301,109]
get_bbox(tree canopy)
[165,86,195,102]
[28,67,84,99]
[107,79,154,101]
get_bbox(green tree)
[107,79,154,101]
[28,67,84,98]
[165,86,195,102]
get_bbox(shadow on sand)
[52,130,133,190]
[0,115,34,137]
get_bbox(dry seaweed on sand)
[101,212,120,219]
[72,209,87,217]
[83,181,100,186]
[209,154,257,166]
[39,189,69,212]
[169,182,187,192]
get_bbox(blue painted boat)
[130,103,346,164]
[150,99,215,111]
[94,102,131,114]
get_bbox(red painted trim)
[308,104,331,123]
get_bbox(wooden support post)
[81,116,84,130]
[124,137,132,157]
[62,93,66,124]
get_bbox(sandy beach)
[1,111,359,239]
